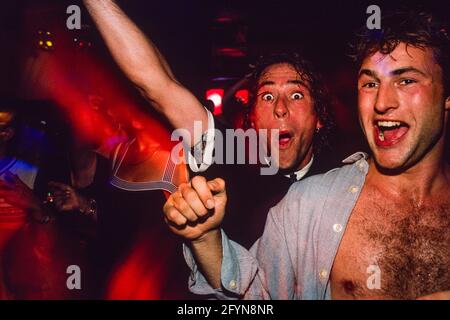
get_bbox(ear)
[316,118,324,130]
[445,96,450,111]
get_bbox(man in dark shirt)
[186,53,335,247]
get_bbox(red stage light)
[206,88,224,115]
[235,89,249,104]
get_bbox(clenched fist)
[163,176,226,241]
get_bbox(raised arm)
[83,0,208,144]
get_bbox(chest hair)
[352,191,450,299]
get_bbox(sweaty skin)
[164,43,450,299]
[330,44,450,299]
[85,0,324,291]
[252,63,320,171]
[83,0,321,173]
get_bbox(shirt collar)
[284,156,314,181]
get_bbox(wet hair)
[349,9,450,97]
[245,52,334,154]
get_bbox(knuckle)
[166,208,179,221]
[178,183,188,192]
[172,191,183,201]
[182,188,197,202]
[167,192,177,202]
[185,212,197,222]
[196,208,208,217]
[198,188,212,200]
[177,214,187,225]
[211,177,225,190]
[175,198,190,213]
[216,178,226,188]
[163,201,172,212]
[191,175,206,187]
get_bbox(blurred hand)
[0,172,41,212]
[163,176,226,241]
[48,181,88,213]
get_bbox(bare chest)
[331,191,450,299]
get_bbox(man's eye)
[399,79,417,85]
[362,82,378,89]
[291,92,304,100]
[262,93,275,101]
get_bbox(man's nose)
[375,83,399,114]
[274,98,289,119]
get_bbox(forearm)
[185,229,271,299]
[84,0,208,143]
[190,229,223,289]
[84,0,172,95]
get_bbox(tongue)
[382,126,408,142]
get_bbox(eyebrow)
[358,69,378,79]
[390,67,427,77]
[358,67,427,79]
[258,79,307,88]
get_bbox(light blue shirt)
[183,152,370,300]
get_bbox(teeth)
[379,131,385,141]
[377,121,401,128]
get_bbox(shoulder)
[289,152,369,198]
[286,168,352,204]
[269,152,369,223]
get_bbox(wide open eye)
[291,92,304,100]
[262,93,275,101]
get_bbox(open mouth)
[278,130,293,149]
[373,120,409,147]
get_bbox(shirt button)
[349,186,358,193]
[229,280,237,289]
[358,162,365,171]
[319,269,328,280]
[333,223,343,233]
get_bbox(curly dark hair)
[349,9,450,97]
[244,52,334,154]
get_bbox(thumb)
[207,178,226,194]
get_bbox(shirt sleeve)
[187,108,215,173]
[183,191,297,300]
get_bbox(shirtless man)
[163,10,450,299]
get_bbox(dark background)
[0,0,449,160]
[2,0,448,91]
